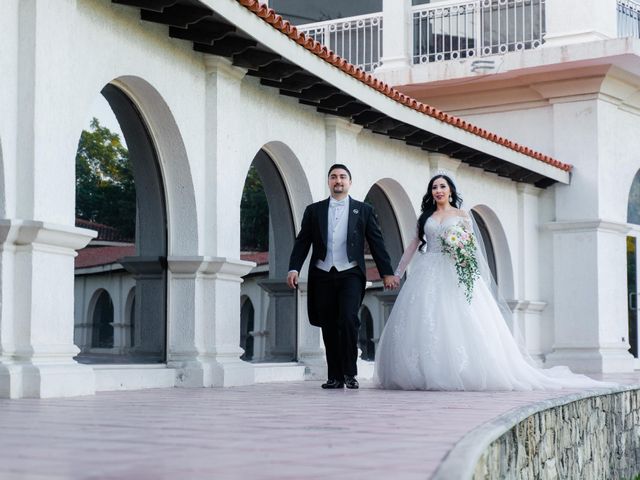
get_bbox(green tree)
[75,118,136,239]
[241,165,269,251]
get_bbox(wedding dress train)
[374,213,615,391]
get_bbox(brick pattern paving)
[0,378,634,480]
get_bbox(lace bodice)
[394,212,471,276]
[424,215,468,253]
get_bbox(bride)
[374,173,614,391]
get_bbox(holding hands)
[383,275,400,290]
[289,271,399,290]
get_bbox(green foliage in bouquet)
[439,222,480,302]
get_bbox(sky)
[85,94,127,147]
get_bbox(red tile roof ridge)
[235,0,572,174]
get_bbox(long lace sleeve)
[394,231,421,277]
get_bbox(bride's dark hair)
[417,174,463,250]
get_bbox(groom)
[287,164,398,389]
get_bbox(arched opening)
[91,290,114,349]
[470,205,514,301]
[627,170,640,358]
[470,209,498,284]
[364,184,404,268]
[240,149,296,362]
[358,306,375,361]
[362,182,405,332]
[240,296,255,361]
[74,84,167,364]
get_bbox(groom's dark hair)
[328,163,352,180]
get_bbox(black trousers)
[311,266,364,381]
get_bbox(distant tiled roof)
[75,245,135,269]
[75,218,134,243]
[241,251,269,266]
[366,267,382,283]
[235,0,572,173]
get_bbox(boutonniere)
[352,209,359,214]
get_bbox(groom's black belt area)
[311,265,363,279]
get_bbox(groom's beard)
[332,185,346,194]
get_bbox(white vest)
[316,197,358,272]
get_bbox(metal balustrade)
[295,0,640,70]
[413,0,546,64]
[619,0,640,38]
[297,13,384,72]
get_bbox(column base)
[172,356,254,388]
[545,347,635,373]
[0,361,95,398]
[357,358,375,380]
[298,353,327,380]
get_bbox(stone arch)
[75,76,197,364]
[260,141,314,230]
[628,170,640,225]
[470,204,515,301]
[89,289,114,349]
[364,178,416,273]
[240,143,310,362]
[108,76,198,255]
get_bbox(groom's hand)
[383,275,400,290]
[287,271,299,289]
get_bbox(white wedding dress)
[374,212,614,391]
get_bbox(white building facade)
[0,0,631,398]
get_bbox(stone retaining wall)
[472,390,640,479]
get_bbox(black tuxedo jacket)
[288,197,394,326]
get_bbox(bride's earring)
[449,195,452,203]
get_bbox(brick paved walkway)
[0,376,636,480]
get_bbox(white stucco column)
[0,221,96,398]
[374,0,413,86]
[545,221,632,372]
[544,0,618,46]
[167,257,255,387]
[0,0,100,398]
[192,57,257,386]
[544,93,634,373]
[295,280,326,379]
[513,184,547,365]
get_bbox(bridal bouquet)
[439,223,480,302]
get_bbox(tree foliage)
[241,165,269,251]
[75,118,136,239]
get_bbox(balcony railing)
[297,0,639,72]
[413,0,545,64]
[297,12,384,72]
[619,0,640,38]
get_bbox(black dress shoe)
[344,376,359,389]
[321,379,344,389]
